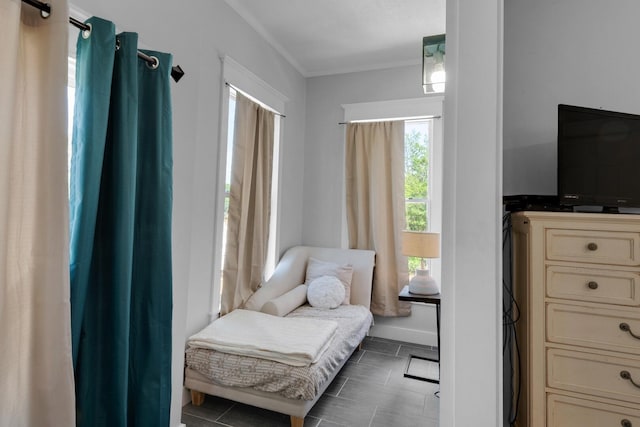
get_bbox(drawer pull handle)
[587,242,598,251]
[622,420,633,427]
[620,323,640,340]
[587,281,599,290]
[620,371,640,388]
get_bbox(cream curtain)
[0,1,76,426]
[221,93,275,315]
[345,121,410,317]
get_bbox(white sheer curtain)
[0,1,76,425]
[221,93,275,315]
[345,121,410,317]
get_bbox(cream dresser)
[512,212,640,427]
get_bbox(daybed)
[184,245,375,427]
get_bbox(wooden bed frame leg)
[290,415,304,427]
[190,390,205,407]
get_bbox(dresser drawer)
[546,229,640,266]
[547,348,640,404]
[546,265,640,306]
[547,303,640,354]
[548,393,640,427]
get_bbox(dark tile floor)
[182,336,440,427]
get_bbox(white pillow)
[307,275,345,309]
[305,257,353,305]
[261,284,308,317]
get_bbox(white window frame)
[341,96,444,282]
[212,56,288,315]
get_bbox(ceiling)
[224,0,446,77]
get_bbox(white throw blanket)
[187,309,338,367]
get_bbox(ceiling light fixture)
[423,34,446,94]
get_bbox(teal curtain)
[69,17,173,427]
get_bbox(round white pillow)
[307,275,346,309]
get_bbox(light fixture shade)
[402,231,440,259]
[423,34,446,94]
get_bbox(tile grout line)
[215,403,236,423]
[182,412,211,422]
[335,376,349,396]
[383,368,392,386]
[183,411,232,426]
[368,405,379,427]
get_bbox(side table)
[398,285,441,384]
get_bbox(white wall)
[440,0,503,426]
[503,0,640,196]
[69,1,307,425]
[303,65,440,346]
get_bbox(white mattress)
[185,304,373,400]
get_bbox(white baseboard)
[368,302,439,347]
[369,323,437,347]
[177,424,186,427]
[182,387,191,406]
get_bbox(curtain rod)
[338,115,441,125]
[22,0,185,83]
[225,82,286,118]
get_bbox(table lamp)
[402,231,440,295]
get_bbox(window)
[404,119,434,275]
[405,119,432,232]
[342,96,443,281]
[212,56,286,314]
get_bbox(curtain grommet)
[40,4,51,19]
[81,23,92,39]
[147,56,160,70]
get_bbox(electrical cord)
[502,212,521,426]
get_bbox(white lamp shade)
[402,231,440,259]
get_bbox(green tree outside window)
[404,124,430,274]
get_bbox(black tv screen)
[558,104,640,210]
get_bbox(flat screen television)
[557,104,640,212]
